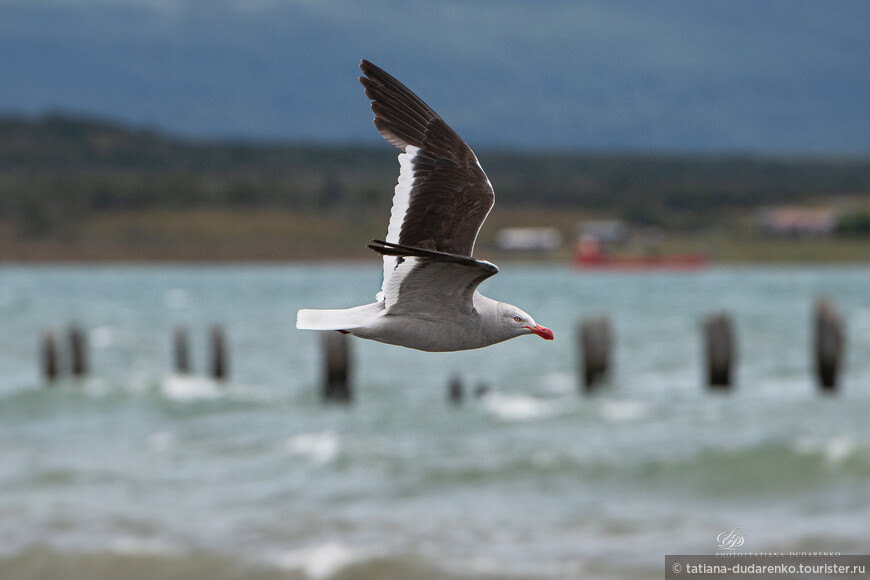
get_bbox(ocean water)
[1,263,869,579]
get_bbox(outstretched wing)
[368,239,497,316]
[359,59,495,258]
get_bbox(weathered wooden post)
[322,331,352,403]
[578,316,612,392]
[704,312,735,389]
[68,325,88,377]
[174,326,191,374]
[42,331,59,384]
[814,298,845,392]
[209,324,228,381]
[447,375,463,405]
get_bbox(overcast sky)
[1,0,868,153]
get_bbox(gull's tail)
[296,303,382,331]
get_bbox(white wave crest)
[598,399,648,422]
[161,375,223,401]
[480,392,568,422]
[285,431,339,465]
[271,541,372,579]
[793,436,855,465]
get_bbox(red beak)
[526,324,554,340]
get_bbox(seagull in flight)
[296,60,554,352]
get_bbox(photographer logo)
[717,528,745,551]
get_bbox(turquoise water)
[1,264,869,579]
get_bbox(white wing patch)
[387,145,418,244]
[378,145,418,302]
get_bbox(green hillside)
[2,114,869,261]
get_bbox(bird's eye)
[513,316,523,323]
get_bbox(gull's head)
[497,303,554,342]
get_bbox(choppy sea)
[1,263,869,579]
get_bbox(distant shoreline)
[3,239,870,265]
[3,115,870,267]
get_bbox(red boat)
[573,237,709,271]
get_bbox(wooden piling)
[579,316,612,392]
[68,325,88,377]
[704,312,735,389]
[42,331,59,384]
[209,325,228,381]
[814,298,845,392]
[322,331,352,403]
[447,375,463,405]
[174,326,191,374]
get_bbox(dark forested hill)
[3,114,870,236]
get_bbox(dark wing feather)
[359,59,494,257]
[367,239,498,274]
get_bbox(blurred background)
[1,1,869,579]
